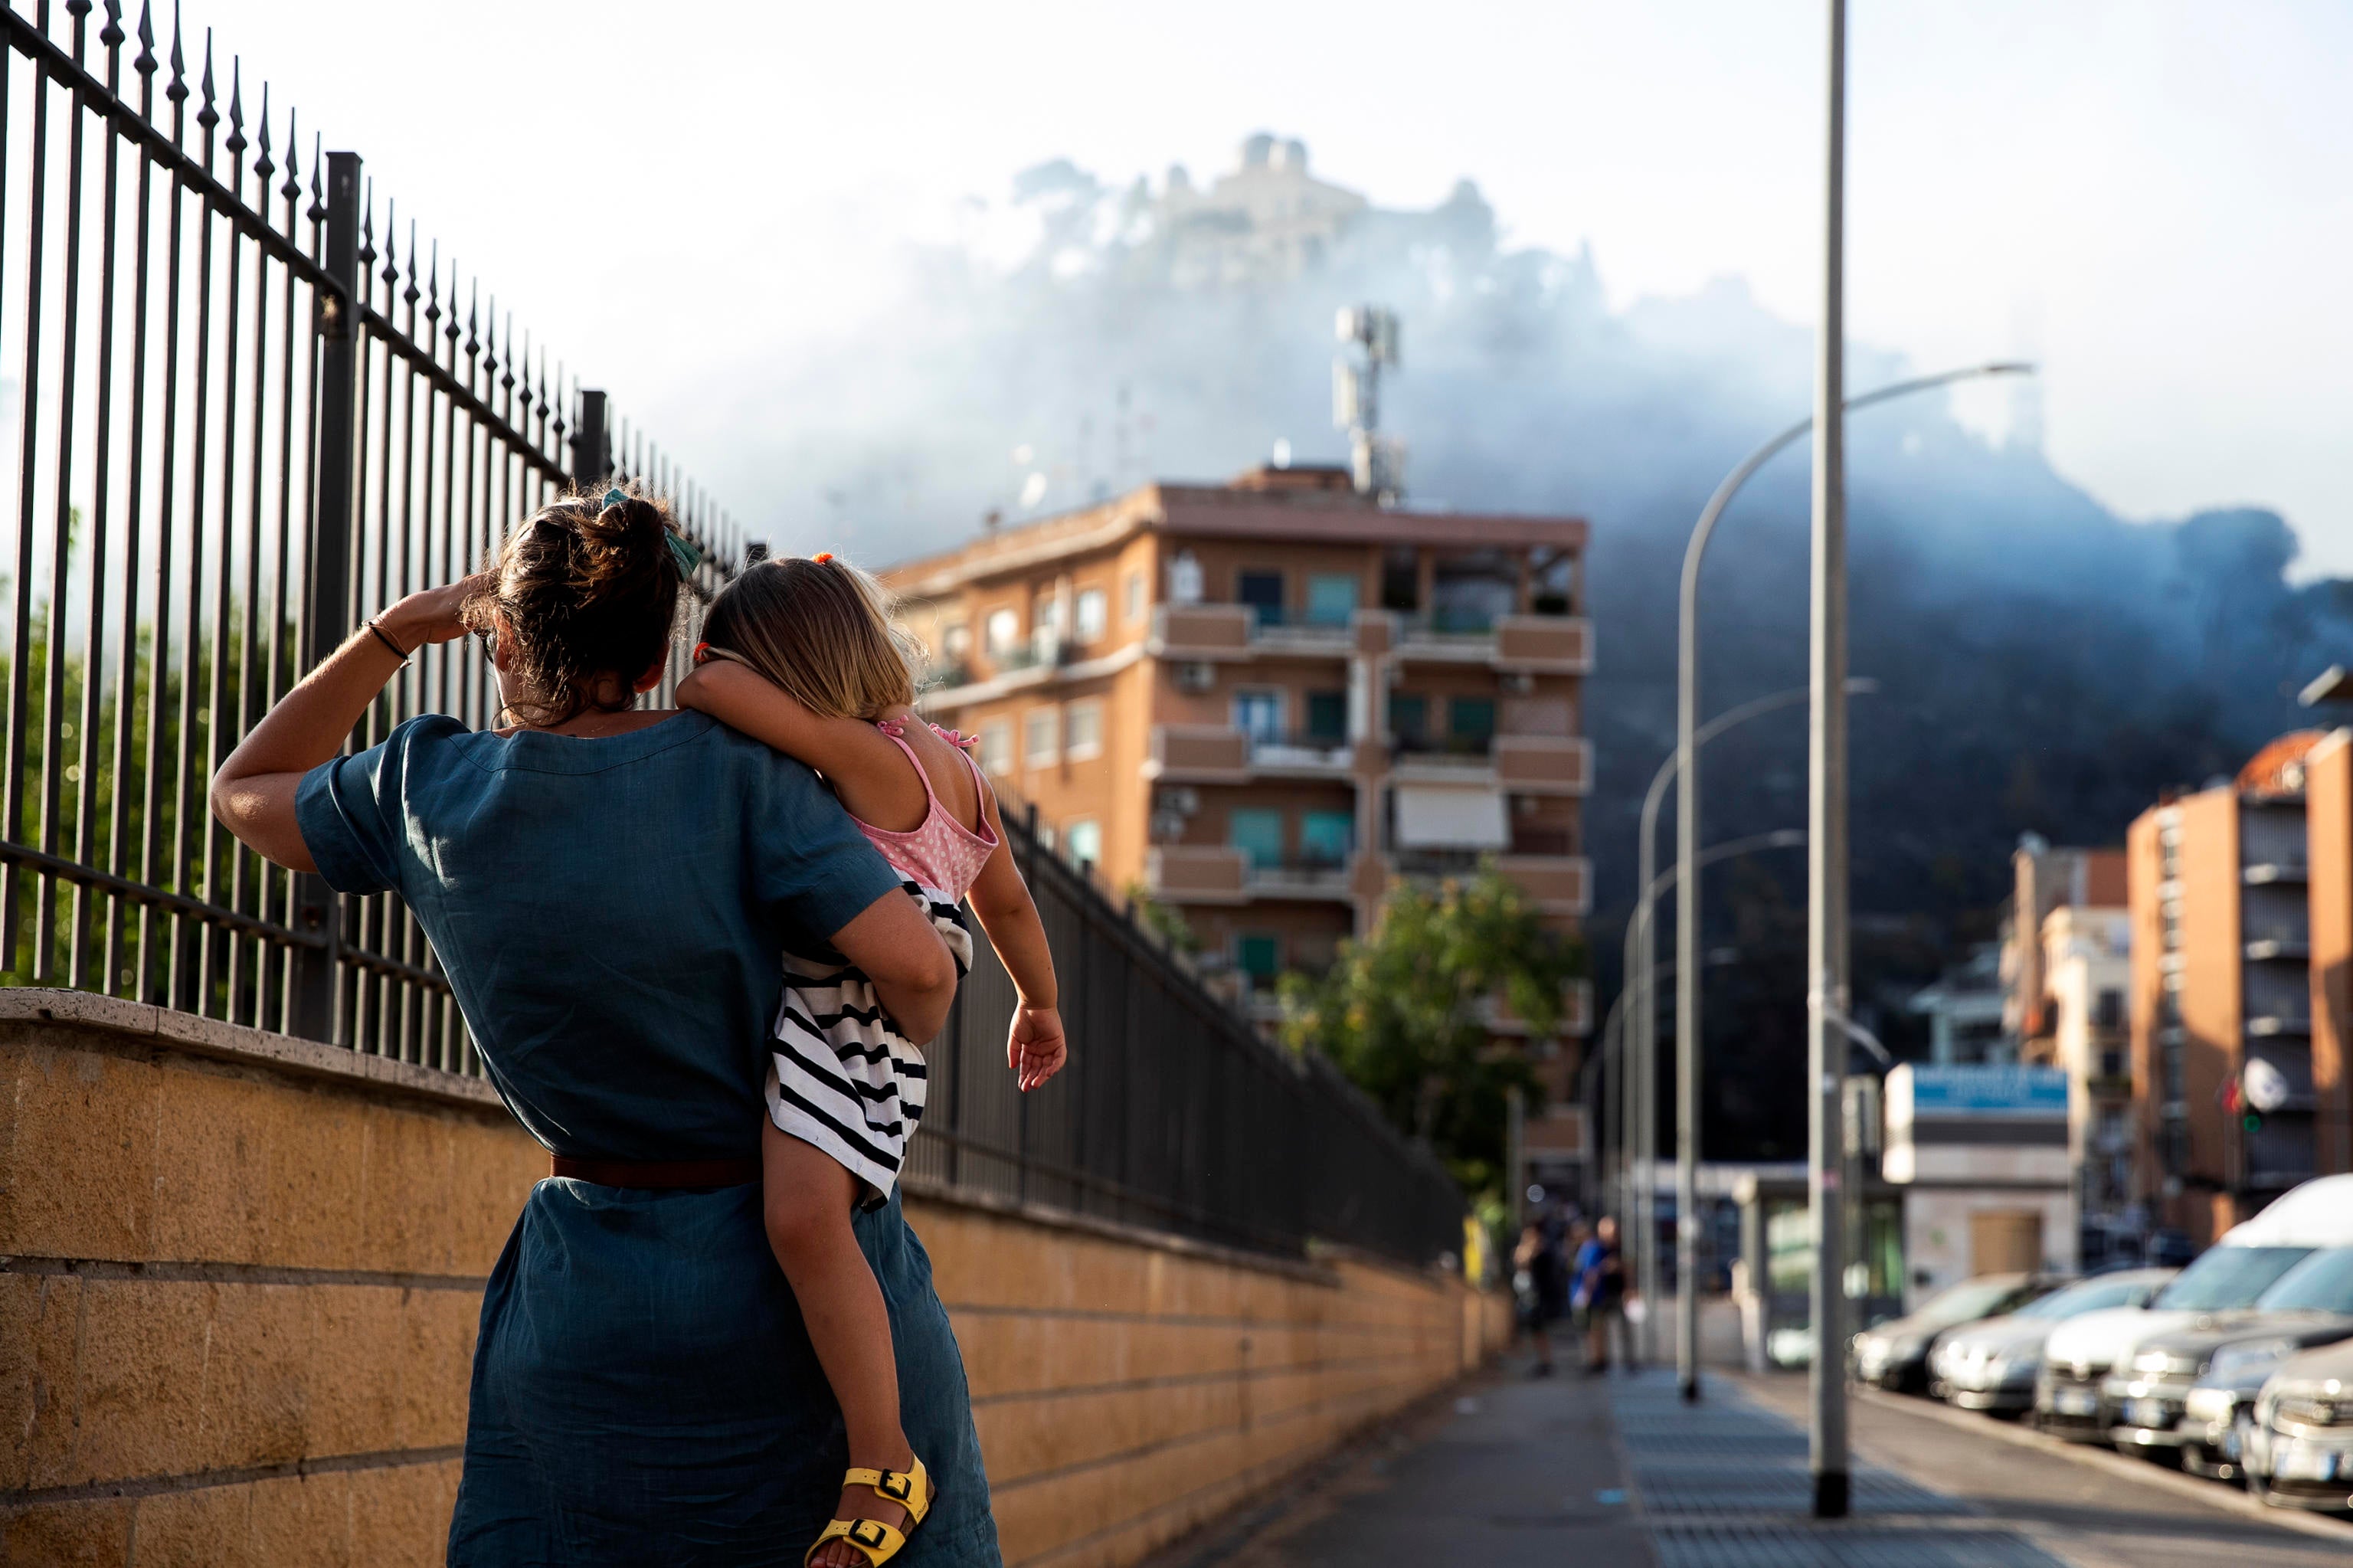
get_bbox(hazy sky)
[182,0,2353,568]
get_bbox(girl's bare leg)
[763,1118,916,1567]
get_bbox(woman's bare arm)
[830,886,959,1046]
[211,580,480,872]
[676,661,924,830]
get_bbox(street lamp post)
[1631,680,1869,1366]
[1664,360,2030,1409]
[1809,0,1851,1517]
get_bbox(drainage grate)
[1651,1524,2069,1568]
[1608,1376,2065,1566]
[1633,1470,1968,1517]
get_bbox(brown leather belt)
[549,1156,762,1189]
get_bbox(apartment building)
[2300,728,2353,1178]
[1993,841,2134,1258]
[880,464,1594,1151]
[2126,733,2325,1247]
[2037,905,2135,1260]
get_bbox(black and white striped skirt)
[766,882,974,1206]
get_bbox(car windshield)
[2154,1246,2313,1311]
[1913,1277,2034,1329]
[2256,1248,2353,1314]
[2016,1276,2145,1319]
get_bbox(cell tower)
[1333,305,1404,502]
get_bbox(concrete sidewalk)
[1146,1350,2353,1567]
[1140,1357,1650,1568]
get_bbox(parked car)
[1851,1272,2069,1395]
[2035,1174,2353,1442]
[2109,1246,2353,1469]
[1932,1268,2176,1416]
[2246,1337,2353,1513]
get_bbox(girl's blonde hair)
[699,554,923,719]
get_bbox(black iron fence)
[0,0,1470,1269]
[0,0,738,1063]
[913,800,1470,1266]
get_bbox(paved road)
[1739,1373,2352,1568]
[1144,1350,2353,1568]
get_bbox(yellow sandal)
[803,1457,934,1568]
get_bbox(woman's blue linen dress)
[296,711,1002,1567]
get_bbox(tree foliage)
[1278,869,1585,1200]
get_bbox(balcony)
[1497,854,1591,915]
[1145,725,1355,783]
[1144,844,1360,905]
[1247,731,1355,777]
[1391,734,1498,785]
[1243,856,1357,902]
[1145,844,1249,904]
[1146,725,1252,784]
[1394,612,1593,673]
[2244,936,2312,961]
[1494,735,1592,795]
[1150,603,1355,663]
[921,630,1142,712]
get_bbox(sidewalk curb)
[1853,1386,2353,1548]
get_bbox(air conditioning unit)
[1500,671,1535,695]
[1175,661,1216,694]
[1154,787,1201,816]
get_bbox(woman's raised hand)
[379,571,495,652]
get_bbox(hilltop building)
[1154,135,1369,288]
[880,464,1595,1174]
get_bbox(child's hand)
[1008,1004,1067,1092]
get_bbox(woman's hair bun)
[461,483,686,726]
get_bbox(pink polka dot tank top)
[853,719,1000,898]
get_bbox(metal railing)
[0,1,1472,1268]
[910,801,1468,1266]
[0,1,739,1065]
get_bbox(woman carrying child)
[209,488,1036,1567]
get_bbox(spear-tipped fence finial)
[306,133,325,224]
[466,281,479,360]
[101,0,125,51]
[224,59,247,159]
[133,0,153,77]
[404,220,421,310]
[165,2,185,116]
[358,182,377,270]
[196,30,217,133]
[444,260,463,349]
[280,109,301,204]
[252,83,273,182]
[424,237,441,328]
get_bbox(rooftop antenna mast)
[1334,305,1403,503]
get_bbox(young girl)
[677,553,1065,1568]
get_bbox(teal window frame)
[1227,807,1285,870]
[1305,573,1360,627]
[1301,810,1355,867]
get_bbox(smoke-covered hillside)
[713,142,2353,1139]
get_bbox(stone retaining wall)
[0,990,1505,1566]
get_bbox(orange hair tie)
[813,552,834,564]
[692,641,713,665]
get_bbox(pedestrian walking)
[1515,1208,1575,1376]
[1575,1216,1635,1374]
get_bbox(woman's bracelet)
[365,617,411,665]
